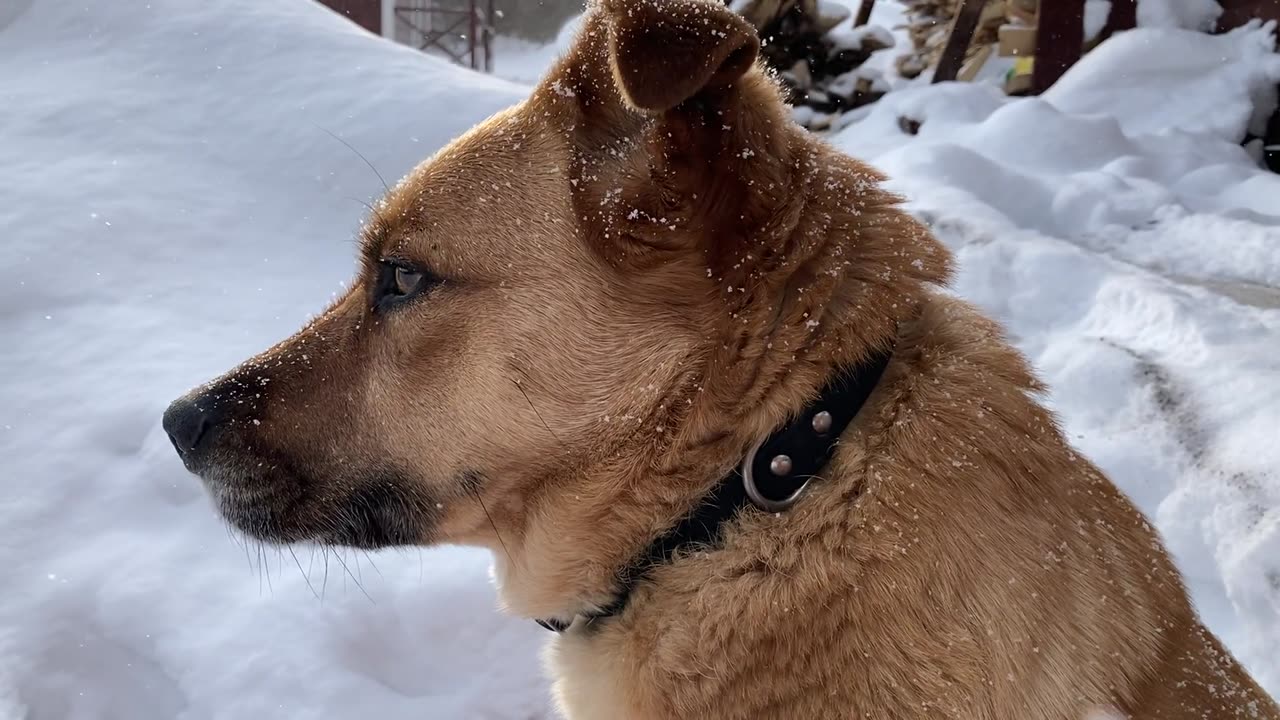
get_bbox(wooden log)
[1216,0,1280,33]
[1031,0,1084,93]
[957,42,993,80]
[1097,0,1136,43]
[933,0,987,82]
[854,0,876,26]
[998,24,1036,56]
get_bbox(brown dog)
[163,0,1279,717]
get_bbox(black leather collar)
[536,347,894,633]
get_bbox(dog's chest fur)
[547,632,638,720]
[543,294,1269,720]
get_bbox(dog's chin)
[195,459,434,550]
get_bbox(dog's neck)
[537,344,897,632]
[489,153,949,622]
[489,41,951,620]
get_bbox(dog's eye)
[394,267,423,296]
[374,261,438,312]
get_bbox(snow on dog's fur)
[166,0,1279,716]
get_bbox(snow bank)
[493,15,583,86]
[1138,0,1222,30]
[0,1,548,717]
[1044,23,1280,140]
[4,0,1279,716]
[835,21,1280,694]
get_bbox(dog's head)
[164,0,948,607]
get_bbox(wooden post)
[468,0,479,70]
[1031,0,1085,94]
[853,0,876,27]
[1217,0,1280,33]
[1097,0,1137,43]
[1107,0,1138,32]
[933,0,986,83]
[316,0,382,35]
[484,0,495,72]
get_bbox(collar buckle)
[741,436,812,513]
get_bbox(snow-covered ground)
[0,1,548,718]
[2,0,1278,717]
[834,22,1280,694]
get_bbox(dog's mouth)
[191,452,436,550]
[163,394,439,550]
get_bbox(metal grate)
[393,0,496,72]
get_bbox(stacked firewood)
[728,0,895,123]
[894,0,1005,78]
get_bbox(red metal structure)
[317,0,383,35]
[315,0,497,72]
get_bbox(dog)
[163,0,1279,717]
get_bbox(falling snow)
[1,0,1278,718]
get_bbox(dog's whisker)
[226,524,252,565]
[256,538,266,594]
[266,544,277,594]
[510,371,565,451]
[261,540,276,595]
[288,544,320,601]
[315,124,390,196]
[346,196,382,220]
[472,486,514,571]
[360,550,384,580]
[321,546,331,600]
[331,545,375,604]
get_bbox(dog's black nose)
[163,396,219,459]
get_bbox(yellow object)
[1004,56,1034,94]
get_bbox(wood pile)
[894,0,1009,78]
[729,0,895,120]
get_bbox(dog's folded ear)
[600,0,760,112]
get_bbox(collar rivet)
[769,454,793,476]
[811,410,833,434]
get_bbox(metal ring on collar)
[741,437,811,513]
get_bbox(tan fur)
[170,0,1279,717]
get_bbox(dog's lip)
[194,461,431,550]
[211,486,318,545]
[176,453,206,475]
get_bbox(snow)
[828,23,896,53]
[834,19,1280,694]
[819,0,1241,99]
[816,0,853,28]
[2,0,1278,718]
[1139,0,1223,30]
[1044,23,1280,140]
[491,16,583,87]
[0,0,548,718]
[1085,0,1114,41]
